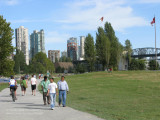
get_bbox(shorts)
[31,85,36,90]
[21,86,26,91]
[10,86,16,91]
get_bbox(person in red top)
[110,68,112,73]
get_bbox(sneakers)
[51,108,54,110]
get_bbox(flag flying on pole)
[100,17,104,22]
[151,17,155,25]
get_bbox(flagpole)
[154,17,157,68]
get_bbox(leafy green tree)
[129,59,146,70]
[59,56,71,62]
[129,59,139,70]
[55,57,59,63]
[104,22,123,70]
[66,57,72,62]
[55,66,62,73]
[85,33,96,71]
[55,66,65,73]
[62,56,66,62]
[29,52,55,74]
[0,59,15,76]
[47,58,55,74]
[138,59,146,70]
[149,60,159,70]
[124,39,132,67]
[0,16,14,76]
[96,27,110,70]
[68,66,74,73]
[75,63,86,73]
[14,49,27,74]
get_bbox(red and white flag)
[100,17,104,22]
[151,17,155,25]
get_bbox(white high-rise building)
[80,36,85,60]
[15,26,29,65]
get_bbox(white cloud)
[138,0,160,3]
[9,19,50,23]
[45,31,70,44]
[0,0,19,6]
[6,0,18,5]
[56,0,148,32]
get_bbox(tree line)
[14,51,55,74]
[84,22,159,72]
[0,15,159,76]
[84,22,123,71]
[0,15,55,76]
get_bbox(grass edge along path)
[0,80,20,92]
[0,83,9,92]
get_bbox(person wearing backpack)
[20,76,28,96]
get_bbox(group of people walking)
[41,75,69,110]
[19,75,37,96]
[9,74,69,110]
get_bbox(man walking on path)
[41,76,50,105]
[31,75,37,96]
[47,77,58,110]
[57,76,69,107]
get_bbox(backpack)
[22,80,28,88]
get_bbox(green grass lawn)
[53,71,160,120]
[0,83,9,92]
[37,71,160,120]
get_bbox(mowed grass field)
[57,71,160,120]
[0,83,8,92]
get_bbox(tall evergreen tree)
[84,33,96,71]
[124,39,132,67]
[0,16,14,76]
[14,49,27,74]
[96,27,110,70]
[104,22,123,70]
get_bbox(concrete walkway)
[0,79,104,120]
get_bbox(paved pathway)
[0,79,104,120]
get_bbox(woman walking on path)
[20,76,28,96]
[47,77,58,110]
[31,75,37,96]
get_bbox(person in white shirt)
[47,78,58,110]
[9,76,17,100]
[57,76,69,107]
[39,74,41,79]
[31,75,37,96]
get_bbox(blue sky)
[1,0,160,54]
